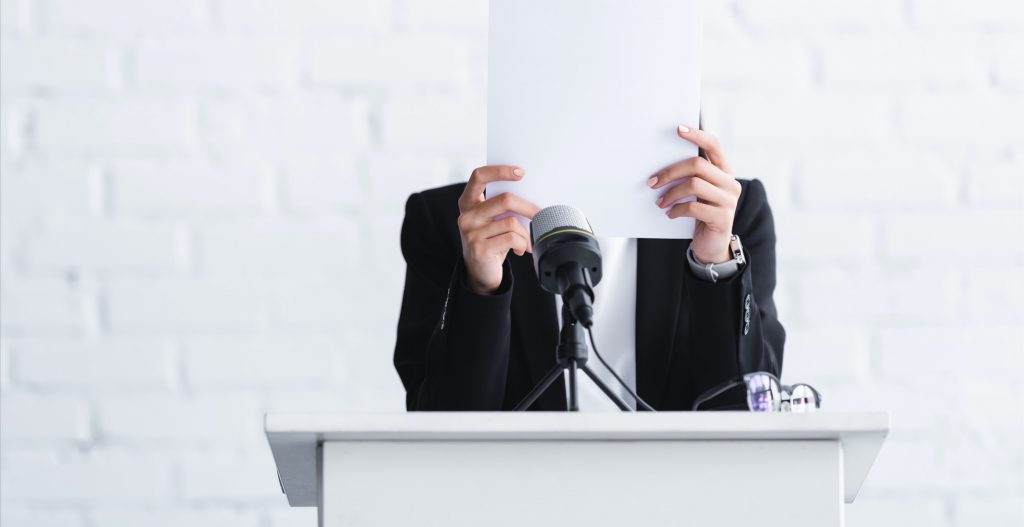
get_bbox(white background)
[1,0,1022,525]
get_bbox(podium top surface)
[265,412,889,506]
[266,411,888,439]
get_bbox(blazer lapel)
[635,238,688,409]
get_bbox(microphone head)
[530,205,595,245]
[529,205,602,326]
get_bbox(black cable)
[691,379,742,411]
[585,327,656,412]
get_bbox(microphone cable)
[586,327,656,412]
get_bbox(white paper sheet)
[487,0,704,239]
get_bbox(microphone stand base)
[513,305,632,412]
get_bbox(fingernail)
[656,196,664,207]
[678,125,690,134]
[665,210,673,217]
[512,168,524,177]
[647,176,658,188]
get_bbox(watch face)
[729,235,745,264]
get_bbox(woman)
[394,125,785,411]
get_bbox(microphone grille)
[531,205,593,243]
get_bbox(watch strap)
[686,235,745,283]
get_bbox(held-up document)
[487,0,704,239]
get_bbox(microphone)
[530,205,602,327]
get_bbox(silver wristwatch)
[686,234,746,283]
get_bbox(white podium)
[266,412,888,527]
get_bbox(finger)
[459,165,524,212]
[665,200,730,225]
[463,192,541,228]
[481,231,531,258]
[656,176,732,209]
[676,125,733,174]
[648,156,733,190]
[468,216,533,252]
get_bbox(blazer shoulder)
[406,179,772,241]
[416,182,466,208]
[733,178,773,239]
[408,183,465,224]
[736,178,768,212]
[402,182,466,256]
[737,178,770,217]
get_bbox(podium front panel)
[320,439,843,527]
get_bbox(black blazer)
[394,178,785,411]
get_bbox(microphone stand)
[513,303,632,411]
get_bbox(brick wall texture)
[1,0,1022,525]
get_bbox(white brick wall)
[1,1,1021,526]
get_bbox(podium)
[265,412,888,527]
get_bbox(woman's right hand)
[458,166,541,294]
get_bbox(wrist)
[467,275,499,295]
[687,235,746,283]
[463,259,508,296]
[693,246,732,265]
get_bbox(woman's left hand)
[647,125,741,264]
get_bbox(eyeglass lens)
[786,384,819,413]
[744,373,780,412]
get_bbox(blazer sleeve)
[393,192,515,410]
[683,178,786,409]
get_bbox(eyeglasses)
[692,372,822,413]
